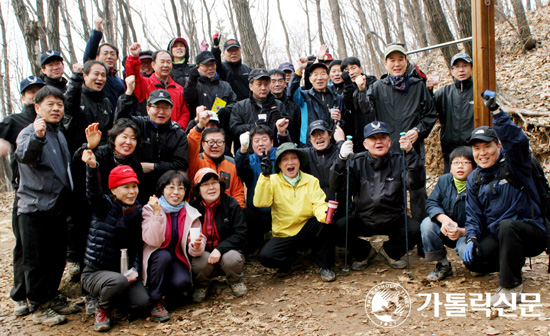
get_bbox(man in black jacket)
[428,53,474,172]
[330,121,423,270]
[269,69,300,144]
[230,69,289,150]
[116,82,188,204]
[184,50,237,146]
[0,76,45,317]
[355,43,437,232]
[212,37,252,101]
[40,50,67,93]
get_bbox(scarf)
[283,171,302,189]
[202,199,220,252]
[453,177,467,195]
[159,195,185,213]
[113,152,129,166]
[112,196,140,229]
[388,72,409,92]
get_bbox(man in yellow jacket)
[253,142,335,282]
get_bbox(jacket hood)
[167,37,190,65]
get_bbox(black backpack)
[473,155,550,271]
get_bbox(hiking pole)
[400,132,411,274]
[343,135,352,272]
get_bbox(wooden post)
[472,0,496,127]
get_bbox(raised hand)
[125,75,135,95]
[316,44,328,60]
[72,63,84,74]
[85,122,102,149]
[239,131,250,152]
[129,42,141,58]
[354,74,367,90]
[94,17,104,31]
[33,118,46,138]
[81,149,97,168]
[276,118,289,135]
[147,195,160,215]
[260,150,273,177]
[212,32,221,48]
[196,107,211,129]
[297,57,309,74]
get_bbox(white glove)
[124,267,138,281]
[239,132,250,151]
[339,140,354,160]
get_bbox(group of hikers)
[2,16,547,332]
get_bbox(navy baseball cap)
[278,62,294,72]
[20,76,45,94]
[363,121,389,138]
[308,120,330,136]
[468,126,499,145]
[148,90,173,107]
[451,53,473,67]
[40,50,63,66]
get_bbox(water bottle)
[120,248,128,274]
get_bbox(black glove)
[482,91,499,111]
[189,66,200,82]
[212,32,221,48]
[341,71,351,83]
[217,107,230,127]
[260,150,272,177]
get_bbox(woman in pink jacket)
[141,170,205,322]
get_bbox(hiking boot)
[229,281,248,297]
[32,302,67,326]
[352,248,377,271]
[14,300,30,316]
[491,284,523,308]
[84,295,97,315]
[67,261,80,276]
[470,271,486,277]
[379,247,407,269]
[192,287,208,303]
[319,268,336,282]
[50,293,80,314]
[427,262,453,281]
[151,300,170,322]
[94,307,112,332]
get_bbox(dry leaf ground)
[2,6,550,336]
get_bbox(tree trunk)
[12,0,41,75]
[168,0,182,37]
[180,0,200,59]
[231,0,265,68]
[394,0,406,46]
[352,0,384,76]
[315,0,324,45]
[46,0,60,52]
[200,0,213,43]
[59,0,76,65]
[422,0,459,68]
[327,0,347,59]
[276,0,292,62]
[377,0,392,44]
[0,2,12,116]
[101,0,115,42]
[118,0,137,42]
[510,0,536,50]
[77,0,91,41]
[36,0,49,52]
[116,1,128,59]
[223,0,239,40]
[303,0,312,55]
[404,0,428,48]
[534,0,542,10]
[455,0,472,55]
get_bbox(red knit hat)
[108,165,139,189]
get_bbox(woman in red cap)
[189,167,248,303]
[80,150,149,332]
[141,170,205,322]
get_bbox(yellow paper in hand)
[211,97,227,114]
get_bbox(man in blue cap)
[0,76,45,316]
[40,50,67,92]
[330,121,423,270]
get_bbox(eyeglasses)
[165,185,186,193]
[252,136,270,143]
[451,160,472,166]
[200,181,220,189]
[452,64,471,70]
[150,104,172,110]
[203,139,225,147]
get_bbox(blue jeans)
[421,217,467,262]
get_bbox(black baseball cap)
[20,76,45,94]
[468,126,499,145]
[248,69,270,82]
[139,50,153,60]
[148,90,173,107]
[40,50,63,66]
[308,120,330,136]
[308,63,329,73]
[195,51,216,65]
[278,62,294,72]
[223,39,241,51]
